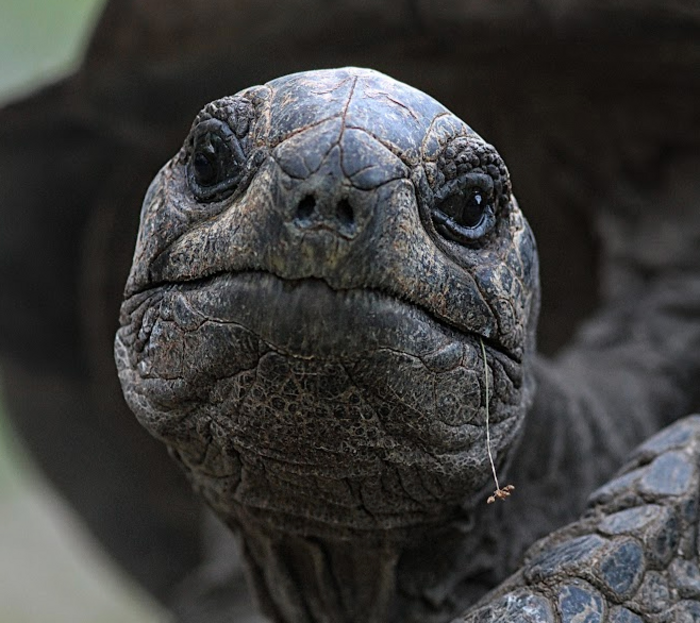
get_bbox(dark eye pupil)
[462,190,484,227]
[193,151,217,186]
[439,189,485,228]
[188,121,244,202]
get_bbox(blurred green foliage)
[0,0,105,99]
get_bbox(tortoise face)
[115,68,540,536]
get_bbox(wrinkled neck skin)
[235,504,523,623]
[227,429,530,623]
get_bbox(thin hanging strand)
[480,338,514,504]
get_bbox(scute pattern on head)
[115,67,540,540]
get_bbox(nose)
[272,123,408,241]
[279,142,363,240]
[287,145,361,239]
[294,191,356,234]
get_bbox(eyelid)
[434,172,494,203]
[432,206,496,244]
[192,120,246,161]
[194,118,235,139]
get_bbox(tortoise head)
[115,67,539,538]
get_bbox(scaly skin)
[462,416,700,623]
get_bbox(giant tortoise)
[1,1,700,622]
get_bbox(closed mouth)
[153,270,519,367]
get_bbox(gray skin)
[3,2,700,622]
[115,67,699,623]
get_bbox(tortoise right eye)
[188,119,245,201]
[192,145,221,187]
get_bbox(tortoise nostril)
[296,194,316,221]
[336,198,355,228]
[294,194,356,232]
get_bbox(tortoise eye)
[188,119,245,201]
[193,149,219,187]
[432,174,496,244]
[438,188,486,229]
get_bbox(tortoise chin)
[115,270,526,534]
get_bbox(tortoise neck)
[239,521,400,623]
[235,506,506,623]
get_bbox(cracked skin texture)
[115,67,539,621]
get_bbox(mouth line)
[135,268,519,365]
